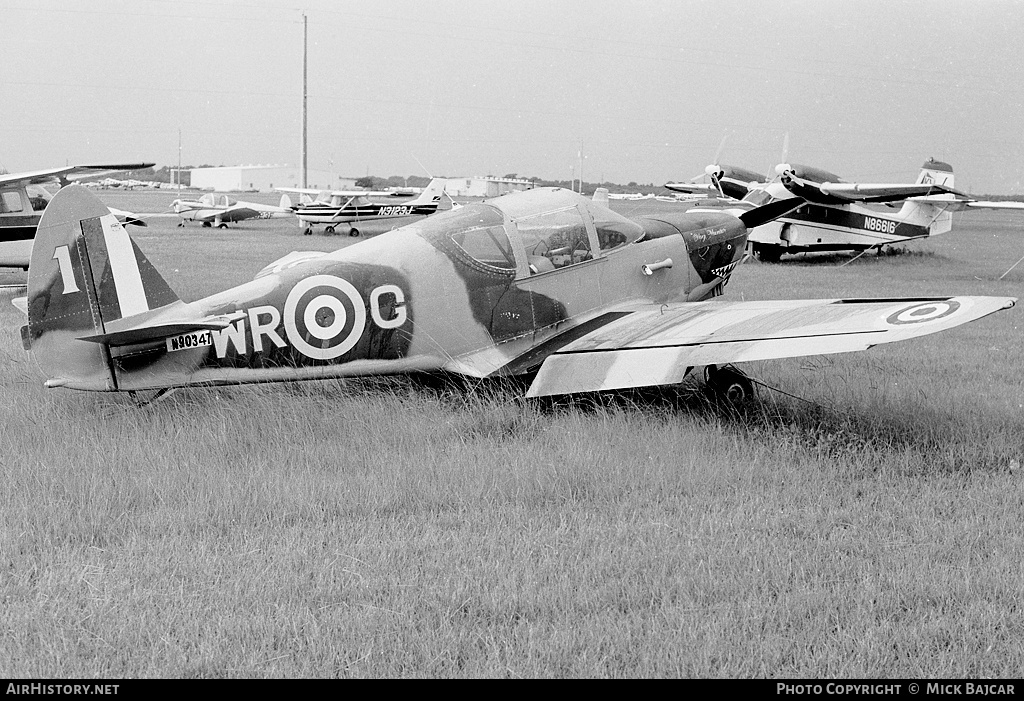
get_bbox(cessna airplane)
[172,193,294,228]
[671,159,1024,261]
[281,177,449,236]
[0,163,153,270]
[13,184,1014,404]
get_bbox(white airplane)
[280,177,449,236]
[0,163,153,270]
[675,159,1024,261]
[171,193,295,228]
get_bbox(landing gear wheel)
[349,227,360,237]
[303,227,313,236]
[201,222,212,228]
[753,244,782,263]
[217,223,228,229]
[325,225,336,234]
[704,364,755,404]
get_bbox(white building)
[189,165,355,192]
[443,177,535,198]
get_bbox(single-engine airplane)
[281,177,449,236]
[14,184,1014,404]
[674,158,1024,262]
[0,163,153,270]
[171,193,295,228]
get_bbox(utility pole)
[301,12,308,189]
[177,128,182,191]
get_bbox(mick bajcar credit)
[777,683,1016,696]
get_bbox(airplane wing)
[664,182,722,194]
[781,172,963,205]
[277,187,396,197]
[524,296,1014,397]
[0,163,154,187]
[905,195,1024,211]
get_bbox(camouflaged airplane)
[14,184,1016,403]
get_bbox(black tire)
[349,227,360,237]
[705,365,755,404]
[753,244,782,263]
[325,225,335,234]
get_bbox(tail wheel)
[705,365,755,404]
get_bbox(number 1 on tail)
[53,245,80,294]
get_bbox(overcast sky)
[4,0,1024,193]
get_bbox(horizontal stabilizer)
[526,296,1015,397]
[78,316,232,346]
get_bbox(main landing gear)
[704,364,755,404]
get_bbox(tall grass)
[0,205,1021,677]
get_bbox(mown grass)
[0,202,1021,678]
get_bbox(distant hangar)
[190,165,355,192]
[443,177,534,197]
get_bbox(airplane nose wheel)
[704,364,755,404]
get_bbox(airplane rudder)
[917,158,954,188]
[28,186,179,343]
[25,186,119,387]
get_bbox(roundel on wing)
[284,275,366,360]
[885,300,960,326]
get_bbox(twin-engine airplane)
[0,163,153,270]
[15,185,1014,403]
[671,159,1024,262]
[280,177,449,236]
[171,193,294,228]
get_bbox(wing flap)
[526,296,1015,397]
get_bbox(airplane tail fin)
[593,187,610,208]
[279,193,292,209]
[24,185,180,390]
[412,178,447,206]
[916,158,954,188]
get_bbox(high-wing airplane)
[281,177,449,236]
[673,158,1024,262]
[0,163,153,269]
[13,184,1014,404]
[171,193,294,228]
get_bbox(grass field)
[1,194,1022,678]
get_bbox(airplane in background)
[0,163,153,270]
[280,177,449,236]
[12,184,1014,406]
[171,193,295,228]
[665,164,768,201]
[672,158,1024,261]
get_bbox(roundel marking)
[284,275,366,360]
[886,300,960,326]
